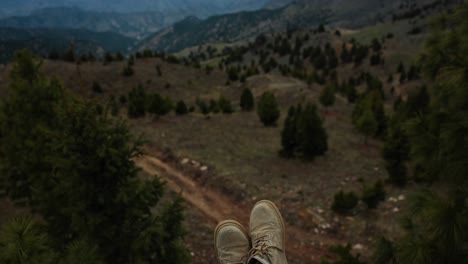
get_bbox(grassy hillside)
[1,3,464,263]
[137,0,454,52]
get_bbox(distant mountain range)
[137,0,457,52]
[0,0,271,19]
[0,7,170,38]
[0,27,134,62]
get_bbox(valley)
[0,1,467,264]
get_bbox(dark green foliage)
[341,43,352,64]
[227,66,239,81]
[48,50,60,60]
[108,95,119,116]
[122,62,134,76]
[257,92,280,126]
[119,94,127,105]
[321,244,366,264]
[347,86,358,103]
[404,86,430,116]
[196,98,210,115]
[355,108,378,144]
[92,81,103,93]
[0,216,59,264]
[295,104,328,159]
[175,100,189,115]
[104,52,114,64]
[63,239,104,264]
[397,61,405,74]
[320,84,336,107]
[209,99,220,113]
[372,237,397,264]
[377,6,468,263]
[147,93,173,116]
[240,88,255,111]
[370,53,382,65]
[115,52,124,61]
[383,118,409,186]
[127,85,146,118]
[9,49,42,83]
[361,181,386,209]
[317,24,325,33]
[352,90,387,138]
[0,51,189,263]
[371,38,382,52]
[407,64,420,80]
[280,106,300,158]
[331,191,359,214]
[218,96,233,114]
[63,48,75,62]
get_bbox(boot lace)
[248,234,283,262]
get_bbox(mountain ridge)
[137,0,456,52]
[0,27,134,62]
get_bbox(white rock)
[393,207,400,213]
[353,244,364,251]
[317,208,324,214]
[398,195,406,201]
[181,158,189,165]
[200,166,208,171]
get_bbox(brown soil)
[135,152,343,264]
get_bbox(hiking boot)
[248,200,288,264]
[215,220,251,264]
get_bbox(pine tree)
[127,85,146,118]
[352,90,387,137]
[0,217,60,263]
[383,117,409,186]
[356,108,378,144]
[218,96,233,114]
[296,103,328,159]
[240,88,255,111]
[257,92,280,126]
[109,95,119,116]
[0,50,190,263]
[147,93,173,116]
[320,83,336,108]
[375,6,468,263]
[175,100,189,115]
[280,106,299,158]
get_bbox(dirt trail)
[135,154,335,263]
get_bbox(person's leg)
[214,220,251,264]
[247,200,288,264]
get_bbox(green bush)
[218,96,233,114]
[127,85,146,118]
[257,92,280,126]
[361,181,386,209]
[92,81,103,93]
[331,190,359,214]
[175,100,189,115]
[240,88,255,111]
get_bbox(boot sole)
[214,220,250,262]
[254,200,286,252]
